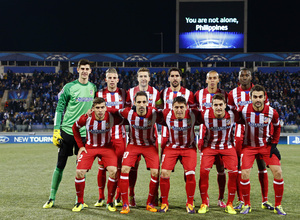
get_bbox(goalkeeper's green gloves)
[53,129,63,147]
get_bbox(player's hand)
[86,109,93,117]
[77,147,87,160]
[270,143,281,160]
[53,129,63,147]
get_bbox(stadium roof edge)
[0,52,300,62]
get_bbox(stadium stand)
[0,68,299,132]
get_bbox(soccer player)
[118,91,163,214]
[43,59,97,209]
[238,85,286,215]
[126,67,162,207]
[158,96,200,214]
[160,67,195,150]
[71,97,124,212]
[227,68,273,210]
[194,70,228,208]
[95,68,127,208]
[198,93,238,215]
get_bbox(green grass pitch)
[0,144,299,219]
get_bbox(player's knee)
[241,169,250,180]
[150,169,159,177]
[107,166,117,179]
[121,166,131,174]
[76,169,86,179]
[271,166,282,179]
[160,169,170,178]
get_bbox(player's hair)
[172,96,187,106]
[134,91,148,102]
[78,59,91,68]
[250,84,266,97]
[206,70,219,79]
[212,93,226,104]
[105,67,118,77]
[92,97,106,107]
[137,67,151,77]
[238,67,251,77]
[167,67,182,77]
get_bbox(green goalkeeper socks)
[49,167,64,200]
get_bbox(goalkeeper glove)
[270,143,281,160]
[53,129,63,147]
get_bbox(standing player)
[160,67,195,150]
[158,96,200,214]
[198,93,238,215]
[126,67,162,207]
[43,59,96,209]
[118,91,163,214]
[95,68,127,208]
[238,85,286,215]
[71,97,123,212]
[227,68,273,210]
[194,70,228,208]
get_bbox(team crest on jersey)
[118,95,123,101]
[264,117,270,124]
[187,118,192,126]
[226,119,231,126]
[90,90,94,96]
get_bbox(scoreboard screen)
[177,0,247,53]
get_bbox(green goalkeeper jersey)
[54,79,97,136]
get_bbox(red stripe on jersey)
[203,109,235,150]
[195,88,228,110]
[240,104,280,147]
[119,107,158,146]
[96,88,126,139]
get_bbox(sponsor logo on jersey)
[76,97,94,102]
[0,136,9,143]
[171,125,192,131]
[248,122,269,128]
[131,124,152,130]
[210,125,231,131]
[89,128,110,134]
[238,100,252,106]
[203,102,212,108]
[106,101,123,107]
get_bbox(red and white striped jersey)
[195,88,228,110]
[119,107,163,146]
[228,84,269,110]
[126,85,160,107]
[202,108,236,150]
[238,104,281,147]
[162,108,200,149]
[73,111,123,148]
[160,87,196,110]
[96,87,126,139]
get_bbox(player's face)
[137,71,150,88]
[251,91,265,109]
[173,102,187,119]
[134,95,148,115]
[93,102,107,120]
[105,73,119,90]
[239,70,252,87]
[77,64,92,81]
[206,72,219,88]
[212,99,226,118]
[168,71,182,88]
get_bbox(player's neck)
[108,86,117,92]
[253,105,264,112]
[241,84,251,90]
[78,78,89,84]
[171,85,181,92]
[139,85,148,91]
[207,86,217,93]
[95,114,105,121]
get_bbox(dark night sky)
[0,0,299,53]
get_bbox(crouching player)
[71,97,124,212]
[238,85,286,215]
[198,93,238,215]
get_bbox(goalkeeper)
[43,59,97,209]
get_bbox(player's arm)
[53,85,70,147]
[270,109,281,160]
[72,114,87,149]
[155,109,167,126]
[227,91,235,110]
[188,91,196,109]
[125,90,132,107]
[194,91,200,109]
[192,109,203,125]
